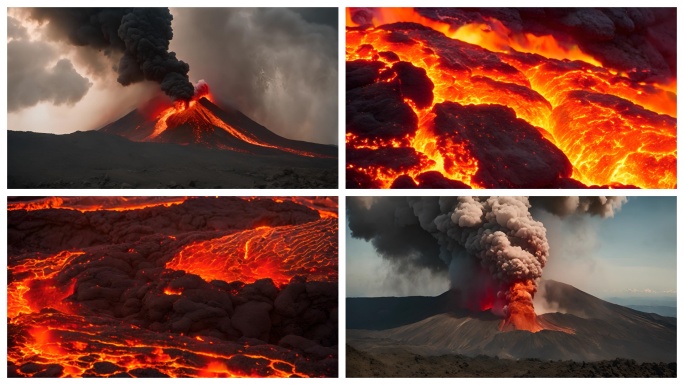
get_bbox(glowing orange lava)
[8,196,188,212]
[145,82,322,158]
[501,280,544,333]
[166,218,338,287]
[7,250,84,319]
[9,312,313,377]
[346,8,677,188]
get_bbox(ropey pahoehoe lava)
[346,8,676,189]
[7,197,338,378]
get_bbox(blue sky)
[346,197,676,299]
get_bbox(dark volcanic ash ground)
[8,130,338,189]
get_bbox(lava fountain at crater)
[7,197,338,378]
[346,8,676,189]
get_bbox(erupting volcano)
[100,81,335,159]
[8,197,339,378]
[8,7,338,189]
[346,8,676,189]
[345,196,676,377]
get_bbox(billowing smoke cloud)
[347,196,626,316]
[8,16,92,112]
[22,8,194,101]
[529,196,627,218]
[170,8,338,144]
[8,16,28,40]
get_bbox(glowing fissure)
[346,8,676,188]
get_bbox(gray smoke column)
[348,196,626,326]
[25,8,194,100]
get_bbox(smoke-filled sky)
[346,197,676,302]
[7,7,338,145]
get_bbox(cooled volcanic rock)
[7,130,338,189]
[347,61,418,141]
[413,172,471,189]
[8,197,339,378]
[347,147,429,180]
[432,102,572,188]
[391,61,435,109]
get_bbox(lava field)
[346,8,676,189]
[7,196,338,378]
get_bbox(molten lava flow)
[350,8,600,66]
[150,78,216,138]
[166,218,337,287]
[272,196,339,219]
[9,312,312,378]
[7,250,84,319]
[8,197,189,212]
[346,8,676,188]
[7,197,65,211]
[144,81,322,158]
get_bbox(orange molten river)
[346,8,676,188]
[166,218,338,288]
[7,198,337,377]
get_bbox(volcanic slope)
[8,99,337,189]
[100,97,336,158]
[347,280,676,363]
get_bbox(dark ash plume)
[25,8,194,100]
